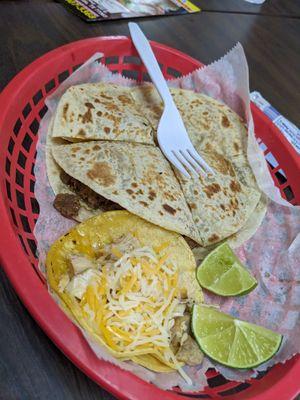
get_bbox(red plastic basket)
[0,37,299,400]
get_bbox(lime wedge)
[192,305,282,369]
[196,242,257,296]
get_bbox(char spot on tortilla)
[162,204,176,215]
[94,99,100,103]
[164,192,176,201]
[190,203,197,210]
[100,94,113,100]
[195,217,199,223]
[220,204,225,210]
[126,189,134,195]
[97,111,102,116]
[203,183,221,198]
[80,157,84,161]
[230,180,241,192]
[137,189,143,195]
[87,162,116,187]
[203,111,208,116]
[208,234,219,243]
[139,201,148,207]
[222,115,230,128]
[234,142,239,151]
[79,102,95,124]
[148,190,156,201]
[78,129,86,137]
[104,127,111,134]
[211,153,235,176]
[118,94,132,105]
[93,145,100,151]
[131,182,138,188]
[233,210,236,216]
[63,103,69,121]
[194,189,198,195]
[159,211,163,216]
[71,146,81,153]
[113,190,118,195]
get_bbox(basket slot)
[22,103,32,120]
[105,56,119,65]
[21,133,33,153]
[218,382,251,396]
[58,69,70,84]
[123,55,141,65]
[32,89,43,105]
[166,66,182,79]
[13,118,23,136]
[39,105,48,119]
[45,79,56,94]
[121,69,140,81]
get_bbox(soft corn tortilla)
[52,83,154,144]
[51,141,201,243]
[46,211,203,368]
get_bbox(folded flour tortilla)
[52,83,154,144]
[51,141,201,243]
[48,84,264,249]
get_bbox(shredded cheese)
[63,236,190,380]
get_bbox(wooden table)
[0,1,299,399]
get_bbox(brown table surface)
[0,2,299,400]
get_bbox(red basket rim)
[0,36,299,400]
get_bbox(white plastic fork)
[128,22,214,178]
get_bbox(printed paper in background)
[59,0,200,22]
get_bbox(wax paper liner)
[34,43,300,390]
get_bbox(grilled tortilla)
[51,140,201,244]
[52,83,154,144]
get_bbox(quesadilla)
[132,86,248,157]
[51,140,201,244]
[48,83,264,250]
[46,211,204,375]
[174,149,261,246]
[52,83,154,144]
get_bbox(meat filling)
[53,193,80,219]
[60,170,123,211]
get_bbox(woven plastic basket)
[0,37,299,400]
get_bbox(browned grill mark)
[230,180,241,192]
[204,183,221,198]
[163,204,176,215]
[63,103,69,121]
[222,115,230,128]
[87,162,116,187]
[78,129,86,137]
[208,234,219,243]
[79,102,95,124]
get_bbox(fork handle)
[128,22,174,107]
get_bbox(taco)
[46,211,204,376]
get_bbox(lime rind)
[196,242,257,297]
[192,305,282,369]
